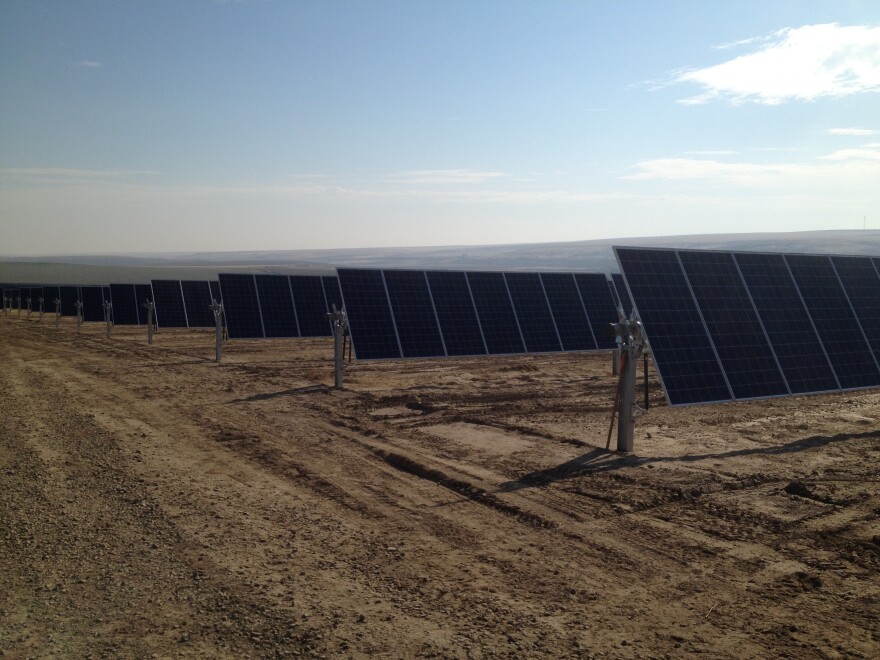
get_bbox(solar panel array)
[336,268,622,360]
[150,280,220,329]
[615,247,880,406]
[218,274,342,339]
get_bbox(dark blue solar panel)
[425,271,487,356]
[574,273,621,351]
[181,280,215,328]
[322,276,343,313]
[290,275,332,337]
[218,274,264,339]
[134,284,153,325]
[208,280,221,303]
[832,256,880,363]
[383,270,445,357]
[466,272,525,354]
[540,273,597,351]
[59,286,79,317]
[615,249,732,406]
[151,280,189,328]
[734,253,839,394]
[337,269,401,359]
[41,286,60,312]
[678,251,788,400]
[254,275,299,337]
[611,273,632,314]
[785,255,880,389]
[80,286,105,322]
[109,284,140,325]
[504,273,561,353]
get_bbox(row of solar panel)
[615,248,880,406]
[336,269,625,360]
[217,274,343,339]
[0,281,221,328]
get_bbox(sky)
[1,1,879,256]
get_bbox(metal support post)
[103,300,113,338]
[643,353,650,411]
[54,299,62,327]
[26,298,32,319]
[326,306,348,389]
[612,346,620,376]
[37,298,44,322]
[610,316,645,453]
[210,301,224,362]
[143,301,156,345]
[75,301,83,333]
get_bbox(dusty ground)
[0,315,878,659]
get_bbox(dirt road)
[1,317,878,658]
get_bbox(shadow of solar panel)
[151,280,188,328]
[733,253,839,394]
[181,280,215,328]
[425,271,486,356]
[109,284,140,325]
[505,273,561,353]
[134,284,153,325]
[832,256,880,363]
[786,255,880,389]
[218,274,264,339]
[679,251,788,400]
[574,273,621,351]
[80,286,105,322]
[466,272,525,354]
[255,275,299,337]
[337,269,401,359]
[615,249,732,406]
[59,286,78,316]
[540,273,596,351]
[291,276,332,337]
[383,270,445,357]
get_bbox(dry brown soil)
[1,316,879,659]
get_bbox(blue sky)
[1,1,879,255]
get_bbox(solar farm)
[1,249,879,657]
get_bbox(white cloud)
[74,60,103,68]
[682,150,738,156]
[623,143,880,186]
[670,23,880,105]
[828,127,880,136]
[385,169,506,184]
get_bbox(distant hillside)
[1,229,877,284]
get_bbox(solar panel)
[611,273,632,314]
[338,268,622,361]
[134,284,153,324]
[151,280,188,328]
[615,248,732,406]
[180,280,215,328]
[60,286,79,317]
[290,275,332,337]
[785,255,880,389]
[218,274,264,339]
[383,270,445,358]
[574,273,621,351]
[79,286,105,322]
[540,273,597,351]
[831,256,880,365]
[208,280,222,303]
[425,270,487,356]
[42,286,61,311]
[109,284,141,325]
[466,272,526,355]
[336,269,402,359]
[733,253,839,394]
[255,275,299,337]
[677,251,788,400]
[505,272,561,353]
[616,247,880,406]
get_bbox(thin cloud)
[820,143,880,161]
[828,127,879,136]
[683,150,738,156]
[1,167,158,180]
[669,23,880,105]
[386,169,507,184]
[74,60,103,68]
